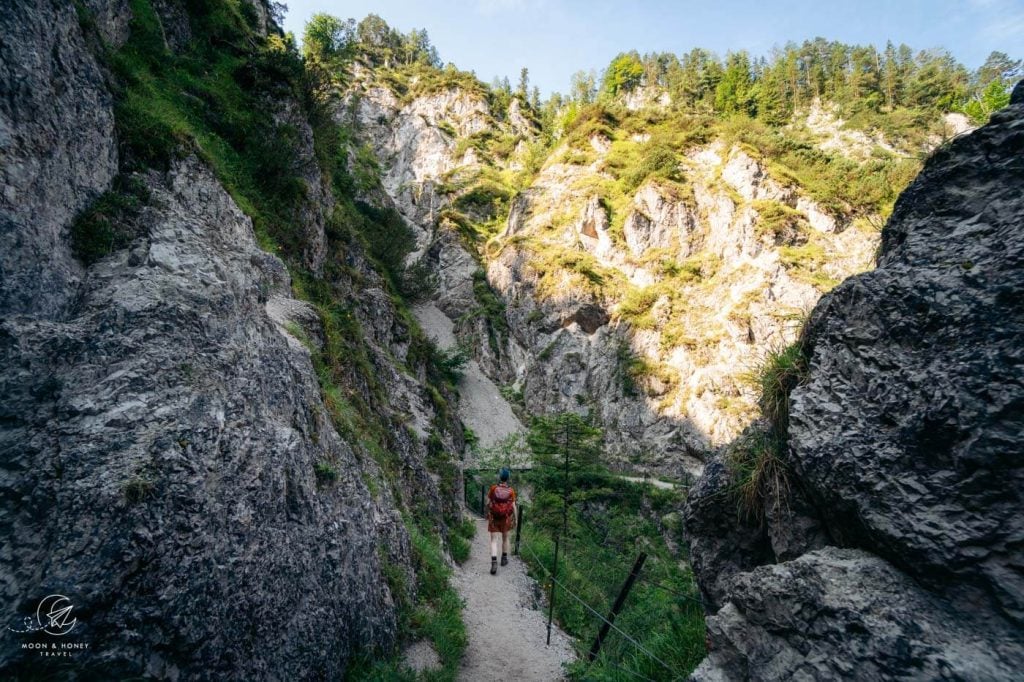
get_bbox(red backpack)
[490,484,514,520]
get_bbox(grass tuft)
[71,175,150,264]
[727,430,790,525]
[747,340,808,435]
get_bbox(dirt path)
[412,303,573,678]
[454,517,576,681]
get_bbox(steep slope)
[488,131,880,475]
[684,82,1024,679]
[343,60,951,476]
[1,2,465,678]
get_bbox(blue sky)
[280,0,1024,95]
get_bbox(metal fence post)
[514,505,523,555]
[588,552,648,661]
[480,484,486,517]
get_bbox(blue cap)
[499,467,510,482]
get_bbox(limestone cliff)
[0,2,463,677]
[344,68,914,476]
[684,82,1024,680]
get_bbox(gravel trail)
[413,303,572,678]
[454,517,575,681]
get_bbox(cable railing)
[520,541,685,681]
[465,468,697,681]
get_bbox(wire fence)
[520,541,684,681]
[466,468,696,681]
[635,576,706,607]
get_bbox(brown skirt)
[487,513,514,534]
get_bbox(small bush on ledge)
[314,461,339,487]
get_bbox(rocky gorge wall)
[684,82,1024,680]
[345,71,889,476]
[487,138,878,476]
[0,2,462,678]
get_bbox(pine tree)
[527,413,603,537]
[715,51,755,115]
[882,41,899,110]
[976,51,1022,89]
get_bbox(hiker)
[485,467,517,575]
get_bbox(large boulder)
[686,91,1024,677]
[694,548,1022,681]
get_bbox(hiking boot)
[490,558,497,575]
[500,553,508,566]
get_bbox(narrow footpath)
[412,302,575,678]
[454,517,576,681]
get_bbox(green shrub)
[455,517,476,540]
[727,429,789,524]
[751,199,807,242]
[471,269,508,354]
[449,533,471,564]
[463,427,479,449]
[622,139,681,192]
[779,241,837,289]
[314,461,339,486]
[432,346,469,385]
[563,104,617,147]
[499,384,524,404]
[397,259,439,302]
[71,175,150,264]
[453,181,512,219]
[353,201,417,276]
[617,286,660,326]
[615,342,650,397]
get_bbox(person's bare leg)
[490,532,500,574]
[500,531,510,565]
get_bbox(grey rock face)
[81,0,133,47]
[682,457,773,610]
[0,158,399,678]
[0,0,117,318]
[791,95,1024,625]
[693,548,1023,681]
[686,90,1024,678]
